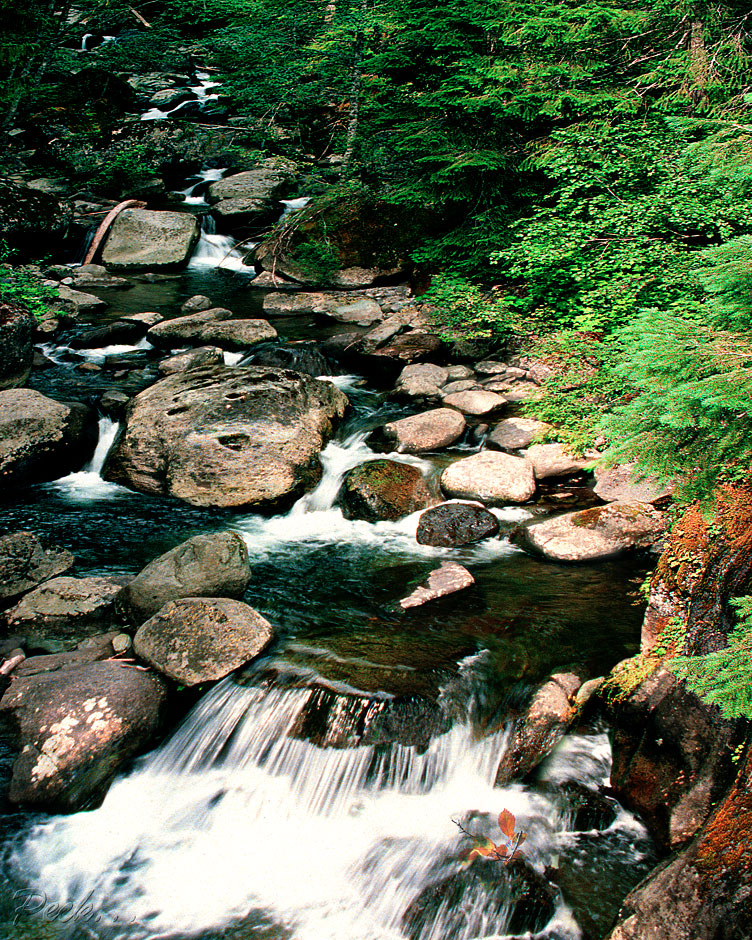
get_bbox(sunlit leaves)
[455,810,527,869]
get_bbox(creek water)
[0,262,656,940]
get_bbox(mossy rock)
[0,181,70,259]
[339,458,435,522]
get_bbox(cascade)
[187,216,256,273]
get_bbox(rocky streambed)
[0,246,685,940]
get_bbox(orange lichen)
[694,746,752,877]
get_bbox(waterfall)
[7,677,648,940]
[180,166,225,206]
[187,217,256,273]
[49,417,126,499]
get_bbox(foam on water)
[7,675,647,940]
[50,416,128,499]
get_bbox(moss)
[694,743,752,877]
[603,617,688,703]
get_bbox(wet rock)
[158,346,225,375]
[69,320,145,349]
[263,291,383,326]
[370,332,443,365]
[134,597,275,686]
[368,408,466,454]
[339,459,434,522]
[440,379,478,396]
[392,363,450,401]
[0,301,35,389]
[181,294,213,314]
[69,269,132,291]
[13,633,122,677]
[516,502,667,563]
[121,310,163,328]
[594,464,674,505]
[99,389,130,419]
[245,342,334,377]
[416,502,499,547]
[559,781,619,832]
[101,209,201,271]
[198,319,278,351]
[446,365,474,380]
[117,531,252,624]
[207,159,296,224]
[4,575,131,652]
[400,561,475,609]
[104,365,348,511]
[526,443,592,479]
[440,451,536,505]
[0,660,167,810]
[54,285,107,316]
[402,857,557,940]
[487,417,551,451]
[0,532,74,604]
[494,672,583,784]
[442,389,506,416]
[0,389,97,487]
[146,306,234,347]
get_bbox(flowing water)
[0,256,656,939]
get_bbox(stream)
[0,227,656,939]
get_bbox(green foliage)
[672,596,752,720]
[88,144,158,195]
[603,234,752,501]
[0,243,57,321]
[288,240,341,286]
[422,275,510,342]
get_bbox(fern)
[671,596,752,720]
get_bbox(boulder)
[4,575,131,652]
[392,363,450,401]
[146,307,233,347]
[402,857,556,940]
[0,660,167,810]
[101,209,200,270]
[0,532,74,603]
[198,319,278,351]
[516,502,667,563]
[117,531,252,624]
[445,365,475,380]
[207,159,296,223]
[439,379,477,396]
[339,460,434,522]
[99,389,130,419]
[134,597,275,685]
[11,632,124,678]
[262,291,382,327]
[442,389,506,416]
[69,320,145,349]
[400,562,475,609]
[488,417,551,451]
[440,451,536,505]
[181,294,213,314]
[158,346,225,375]
[494,672,583,785]
[416,502,499,547]
[103,365,348,511]
[594,463,674,505]
[369,332,443,365]
[0,301,36,389]
[54,285,107,316]
[368,408,466,454]
[0,389,97,487]
[0,180,70,259]
[526,442,592,479]
[121,310,163,328]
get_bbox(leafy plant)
[454,810,527,868]
[0,244,57,321]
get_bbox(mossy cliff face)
[605,486,752,939]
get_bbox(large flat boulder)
[103,365,348,511]
[442,389,506,416]
[400,562,475,609]
[147,307,233,347]
[440,451,536,505]
[0,389,96,487]
[134,597,275,685]
[368,408,466,454]
[526,443,591,479]
[207,159,296,224]
[117,531,252,624]
[0,531,74,603]
[487,417,550,451]
[198,319,278,351]
[4,575,131,652]
[516,501,667,562]
[339,459,434,522]
[101,208,200,270]
[0,660,167,810]
[0,301,35,389]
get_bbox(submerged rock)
[134,597,275,685]
[0,660,167,810]
[440,451,536,505]
[104,365,348,511]
[516,502,667,562]
[339,459,435,522]
[0,301,35,390]
[101,208,200,270]
[0,532,74,603]
[4,575,131,652]
[0,389,97,487]
[416,502,499,547]
[118,531,252,624]
[400,562,475,609]
[369,408,466,454]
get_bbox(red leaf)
[498,809,516,840]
